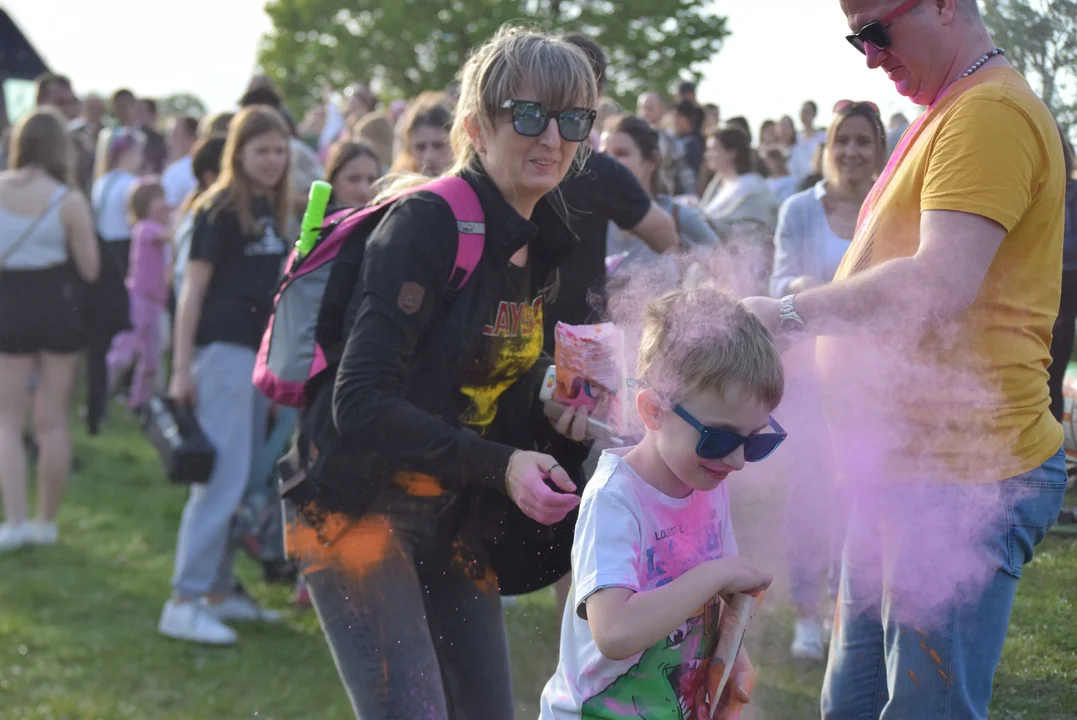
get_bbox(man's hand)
[740,296,781,336]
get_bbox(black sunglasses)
[501,100,597,143]
[846,0,921,55]
[674,405,787,462]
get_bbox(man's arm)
[631,200,680,254]
[790,209,1007,335]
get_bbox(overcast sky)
[4,0,920,130]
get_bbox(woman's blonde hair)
[351,111,394,168]
[192,105,292,235]
[374,24,597,203]
[9,108,74,185]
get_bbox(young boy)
[540,288,785,720]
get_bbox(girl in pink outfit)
[107,180,171,410]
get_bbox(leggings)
[288,482,515,720]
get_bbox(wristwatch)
[778,294,806,334]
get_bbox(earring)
[479,146,487,155]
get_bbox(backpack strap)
[423,176,485,293]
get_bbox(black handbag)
[142,395,216,485]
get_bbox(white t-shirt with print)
[540,447,739,720]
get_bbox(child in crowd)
[107,180,171,411]
[541,287,785,719]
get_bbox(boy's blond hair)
[637,288,784,408]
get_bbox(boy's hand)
[505,451,580,525]
[710,556,772,596]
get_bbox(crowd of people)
[0,0,1075,718]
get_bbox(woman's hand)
[544,394,609,443]
[505,451,580,525]
[169,367,197,407]
[703,648,757,720]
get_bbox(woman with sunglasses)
[285,26,598,719]
[768,100,887,663]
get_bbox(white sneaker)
[791,618,826,662]
[202,592,282,623]
[26,521,58,546]
[158,600,238,645]
[0,522,34,553]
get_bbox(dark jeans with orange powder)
[286,480,515,720]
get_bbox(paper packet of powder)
[553,322,630,435]
[707,591,766,720]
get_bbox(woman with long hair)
[160,106,291,645]
[324,140,382,208]
[601,112,718,268]
[390,91,454,177]
[0,109,99,550]
[700,127,779,242]
[87,129,145,433]
[768,100,887,663]
[285,25,597,718]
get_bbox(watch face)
[779,316,804,333]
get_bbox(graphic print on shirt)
[582,510,729,719]
[457,264,558,433]
[244,216,287,257]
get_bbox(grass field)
[0,409,1075,719]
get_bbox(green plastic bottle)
[295,180,333,257]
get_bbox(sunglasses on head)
[846,0,921,55]
[833,100,881,115]
[673,405,787,462]
[501,100,597,143]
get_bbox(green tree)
[980,0,1077,132]
[157,93,209,119]
[258,0,728,116]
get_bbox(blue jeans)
[821,448,1066,719]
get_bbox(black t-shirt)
[544,152,650,349]
[457,256,544,435]
[189,194,287,350]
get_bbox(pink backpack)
[253,176,485,407]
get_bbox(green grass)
[1,410,1075,719]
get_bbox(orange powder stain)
[929,649,943,667]
[937,668,951,684]
[395,472,443,497]
[287,511,394,579]
[908,670,920,686]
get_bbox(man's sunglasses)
[846,0,921,55]
[501,100,597,143]
[673,405,787,462]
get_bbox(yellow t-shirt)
[816,67,1065,484]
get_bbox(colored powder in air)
[604,239,1034,634]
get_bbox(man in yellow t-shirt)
[743,0,1067,717]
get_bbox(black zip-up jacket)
[302,164,579,522]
